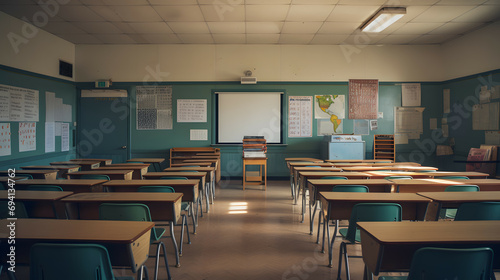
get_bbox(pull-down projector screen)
[216,92,283,144]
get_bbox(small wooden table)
[67,170,133,180]
[51,160,101,171]
[418,191,500,221]
[391,178,500,193]
[97,164,149,179]
[0,190,73,218]
[127,158,165,172]
[15,179,107,193]
[305,179,393,234]
[242,157,267,191]
[0,219,153,273]
[21,165,81,178]
[319,192,430,268]
[0,170,58,180]
[358,221,500,278]
[70,158,112,166]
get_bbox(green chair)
[378,247,494,280]
[416,169,436,172]
[331,185,369,192]
[384,175,413,180]
[137,185,191,254]
[435,176,469,180]
[322,176,348,180]
[0,200,29,219]
[99,203,173,279]
[439,185,480,219]
[455,202,500,221]
[30,243,143,280]
[336,203,402,279]
[79,174,111,180]
[26,185,63,191]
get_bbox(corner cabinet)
[373,134,395,162]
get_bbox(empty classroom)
[1,1,500,280]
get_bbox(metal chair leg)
[153,242,171,280]
[169,223,180,267]
[137,264,151,280]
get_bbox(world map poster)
[314,95,345,134]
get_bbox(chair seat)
[339,228,361,243]
[116,277,135,280]
[181,202,190,211]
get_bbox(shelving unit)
[373,134,395,162]
[242,136,267,190]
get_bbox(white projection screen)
[217,92,283,143]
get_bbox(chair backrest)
[344,203,402,243]
[26,185,63,192]
[384,175,413,180]
[455,202,500,221]
[321,176,348,180]
[0,201,29,219]
[99,203,152,222]
[159,176,188,180]
[435,176,469,180]
[138,186,175,193]
[30,243,115,280]
[79,174,111,181]
[332,185,369,192]
[445,185,480,192]
[406,247,494,280]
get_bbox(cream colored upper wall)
[76,43,444,82]
[442,21,500,81]
[0,12,75,81]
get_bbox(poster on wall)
[314,95,345,134]
[0,123,11,156]
[45,122,55,153]
[288,96,312,137]
[19,122,36,152]
[136,85,173,130]
[61,123,70,152]
[348,79,378,119]
[402,83,421,107]
[177,99,207,123]
[0,84,39,122]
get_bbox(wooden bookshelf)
[373,134,395,162]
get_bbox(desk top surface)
[0,190,73,200]
[299,171,371,177]
[294,167,343,172]
[105,163,150,167]
[285,158,323,162]
[127,158,165,163]
[62,192,182,202]
[364,171,489,177]
[0,219,154,243]
[319,192,430,202]
[21,165,80,170]
[0,170,57,175]
[289,162,333,168]
[309,179,393,186]
[358,220,500,244]
[103,179,199,186]
[97,166,146,171]
[183,159,218,163]
[51,161,100,165]
[16,179,108,186]
[164,167,215,172]
[417,191,500,202]
[392,178,500,186]
[143,172,207,178]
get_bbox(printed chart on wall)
[394,107,425,144]
[288,96,312,137]
[177,99,207,122]
[315,95,345,135]
[349,79,378,119]
[0,123,11,156]
[136,85,173,130]
[19,122,36,152]
[0,84,39,122]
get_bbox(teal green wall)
[0,66,77,171]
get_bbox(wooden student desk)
[0,176,29,188]
[418,191,500,221]
[170,162,212,167]
[358,221,500,278]
[287,162,334,202]
[305,179,393,234]
[21,165,81,178]
[51,160,101,171]
[15,179,107,193]
[103,179,198,203]
[318,192,431,268]
[324,159,392,164]
[364,171,489,179]
[127,158,165,172]
[164,167,216,206]
[70,158,113,166]
[67,170,133,180]
[0,170,58,180]
[293,167,342,194]
[185,157,221,183]
[97,164,149,179]
[0,218,153,274]
[341,166,438,172]
[391,178,500,193]
[0,190,73,218]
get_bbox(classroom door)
[77,90,129,163]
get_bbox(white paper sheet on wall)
[45,122,55,153]
[19,122,36,152]
[0,123,11,156]
[485,131,500,145]
[402,83,421,106]
[353,119,369,135]
[395,134,409,144]
[61,123,70,152]
[46,92,55,122]
[190,129,208,141]
[136,85,173,130]
[472,102,499,130]
[0,89,9,121]
[288,96,313,137]
[177,99,207,123]
[0,84,39,122]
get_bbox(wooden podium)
[242,137,267,190]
